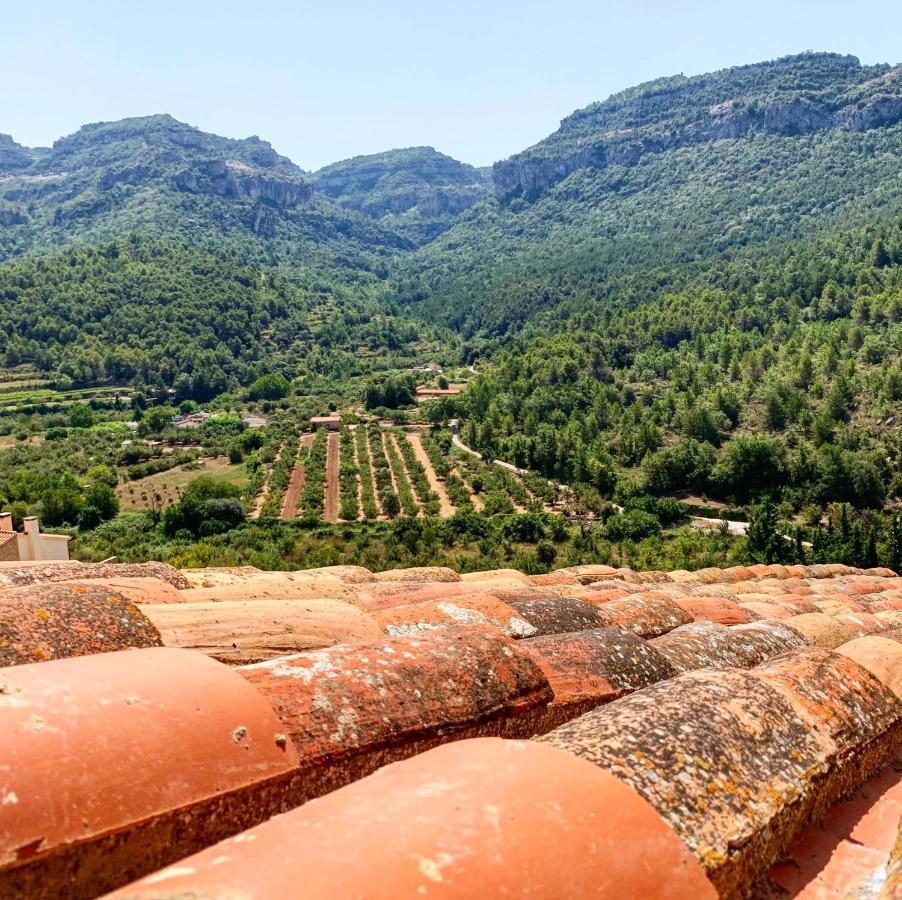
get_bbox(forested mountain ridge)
[397,53,902,338]
[311,147,491,244]
[493,52,902,199]
[0,114,411,271]
[453,217,902,511]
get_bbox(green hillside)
[312,147,490,245]
[397,53,902,337]
[0,114,409,272]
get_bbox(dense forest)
[450,219,902,509]
[0,237,433,394]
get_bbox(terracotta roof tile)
[505,596,609,636]
[595,594,693,638]
[528,571,581,586]
[0,648,297,898]
[106,738,716,900]
[6,560,902,898]
[539,665,859,895]
[672,596,756,625]
[749,648,901,811]
[836,636,902,699]
[549,564,619,584]
[785,612,858,649]
[372,566,460,583]
[739,600,796,620]
[650,621,754,672]
[350,580,495,612]
[520,627,677,729]
[460,567,534,584]
[371,595,537,638]
[0,560,190,589]
[141,598,383,663]
[766,761,902,898]
[834,610,888,636]
[0,582,162,665]
[728,620,810,666]
[181,572,360,605]
[68,576,186,605]
[237,627,553,786]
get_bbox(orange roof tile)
[2,560,901,897]
[0,648,296,897]
[0,581,163,666]
[106,738,717,900]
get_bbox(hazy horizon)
[4,0,901,170]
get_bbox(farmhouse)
[310,413,341,431]
[0,513,71,561]
[415,385,461,400]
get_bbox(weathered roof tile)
[372,566,460,583]
[785,612,858,649]
[0,560,190,589]
[650,621,750,672]
[728,620,809,666]
[371,595,537,638]
[520,627,677,729]
[181,572,359,605]
[836,636,902,699]
[351,580,494,612]
[539,667,837,895]
[506,596,608,636]
[238,627,553,781]
[140,598,382,663]
[673,596,755,625]
[595,594,692,638]
[0,582,162,666]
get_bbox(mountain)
[493,52,901,200]
[398,52,902,336]
[311,147,491,244]
[0,114,410,272]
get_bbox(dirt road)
[325,431,340,523]
[281,464,305,518]
[406,431,453,517]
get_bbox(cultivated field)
[251,424,555,522]
[118,456,247,510]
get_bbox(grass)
[117,456,248,510]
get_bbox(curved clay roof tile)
[0,647,297,898]
[785,612,858,649]
[520,627,676,729]
[106,738,716,900]
[595,595,692,638]
[237,627,553,776]
[649,621,749,672]
[372,595,537,639]
[506,596,608,636]
[836,635,902,699]
[540,667,842,895]
[0,582,162,666]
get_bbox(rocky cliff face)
[494,54,902,200]
[172,159,313,208]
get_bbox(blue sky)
[3,0,900,170]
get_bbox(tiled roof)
[2,560,902,897]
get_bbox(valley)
[1,51,901,574]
